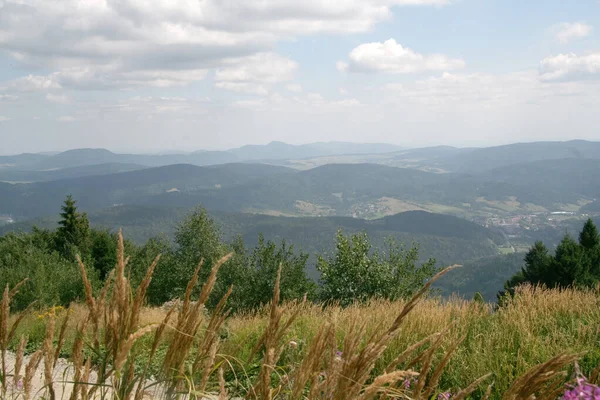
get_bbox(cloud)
[0,94,18,102]
[539,53,600,82]
[552,22,593,44]
[215,53,297,83]
[214,52,297,95]
[338,39,465,74]
[0,116,10,122]
[2,75,61,92]
[286,84,303,93]
[0,1,449,90]
[384,72,538,106]
[215,82,269,95]
[46,93,69,104]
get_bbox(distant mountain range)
[2,140,599,177]
[1,156,599,222]
[0,141,404,171]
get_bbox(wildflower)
[438,392,452,400]
[562,376,600,399]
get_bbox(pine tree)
[55,195,90,258]
[579,218,599,250]
[522,241,552,286]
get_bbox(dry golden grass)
[1,231,599,399]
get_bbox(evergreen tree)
[55,195,91,258]
[579,218,600,250]
[522,241,553,286]
[501,219,600,301]
[552,234,587,287]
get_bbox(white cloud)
[339,88,349,95]
[215,82,269,95]
[0,94,18,101]
[0,1,449,90]
[2,75,61,92]
[46,93,69,104]
[286,84,303,93]
[214,52,296,95]
[338,39,465,74]
[215,53,297,83]
[540,53,600,82]
[385,72,538,106]
[0,116,10,122]
[552,22,593,44]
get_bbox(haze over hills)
[1,139,599,300]
[0,141,404,171]
[1,152,599,222]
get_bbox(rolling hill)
[0,163,145,183]
[436,140,600,173]
[0,141,404,171]
[0,160,594,221]
[0,206,506,280]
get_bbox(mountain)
[229,141,403,161]
[3,142,403,171]
[437,140,600,173]
[0,163,296,219]
[0,163,145,183]
[0,153,50,169]
[0,161,593,221]
[477,158,600,200]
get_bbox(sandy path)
[2,352,236,399]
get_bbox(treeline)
[0,196,439,311]
[501,218,600,299]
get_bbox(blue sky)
[0,0,599,154]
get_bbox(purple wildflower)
[438,392,452,400]
[563,376,600,399]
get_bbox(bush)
[0,232,99,310]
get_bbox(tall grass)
[0,231,598,399]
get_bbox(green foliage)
[219,234,317,312]
[0,232,98,311]
[147,207,228,304]
[522,241,553,286]
[317,230,438,306]
[579,218,600,250]
[503,219,600,298]
[89,229,118,280]
[437,252,525,302]
[55,195,91,259]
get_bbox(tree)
[89,229,119,281]
[579,218,600,250]
[149,207,228,304]
[501,219,600,300]
[55,195,91,258]
[317,230,438,306]
[552,235,587,287]
[243,234,316,309]
[521,241,553,286]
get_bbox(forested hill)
[2,160,597,221]
[1,206,506,278]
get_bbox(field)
[2,237,600,400]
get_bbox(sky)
[0,0,599,154]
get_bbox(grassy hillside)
[5,267,600,400]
